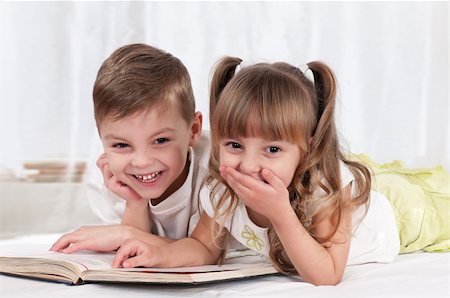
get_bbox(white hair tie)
[299,64,315,84]
[235,61,250,75]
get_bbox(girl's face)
[219,136,301,187]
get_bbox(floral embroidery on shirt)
[241,224,264,251]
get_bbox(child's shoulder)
[339,160,355,187]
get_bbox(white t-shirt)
[87,131,211,239]
[200,161,400,265]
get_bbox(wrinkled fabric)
[352,154,450,253]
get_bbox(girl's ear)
[189,112,203,146]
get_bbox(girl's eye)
[267,146,281,153]
[155,138,169,144]
[226,142,242,149]
[113,143,129,149]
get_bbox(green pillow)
[351,154,450,253]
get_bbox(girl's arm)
[272,184,353,285]
[221,166,353,285]
[112,212,224,268]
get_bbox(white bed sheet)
[0,233,448,298]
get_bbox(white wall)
[0,2,448,169]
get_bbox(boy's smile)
[134,172,161,183]
[99,105,197,203]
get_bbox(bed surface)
[0,233,448,297]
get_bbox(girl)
[112,57,446,285]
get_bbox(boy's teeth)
[135,172,161,182]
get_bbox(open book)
[0,250,279,285]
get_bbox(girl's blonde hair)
[207,56,371,274]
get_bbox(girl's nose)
[238,154,261,174]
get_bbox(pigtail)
[209,57,242,127]
[303,63,341,231]
[208,55,243,214]
[206,56,243,261]
[300,61,370,243]
[307,61,338,169]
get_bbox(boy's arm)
[120,199,152,233]
[50,224,176,253]
[97,153,152,232]
[113,212,224,268]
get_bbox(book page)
[1,250,279,285]
[0,250,115,273]
[82,254,277,284]
[83,263,278,284]
[37,251,115,270]
[120,262,274,273]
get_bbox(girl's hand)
[112,239,163,268]
[97,153,143,203]
[220,166,292,224]
[50,225,130,253]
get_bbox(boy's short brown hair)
[93,43,195,127]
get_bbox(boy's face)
[99,106,201,202]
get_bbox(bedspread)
[0,233,448,297]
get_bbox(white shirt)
[200,161,400,265]
[87,131,211,239]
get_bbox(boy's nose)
[131,151,152,168]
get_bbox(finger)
[112,253,127,269]
[120,186,143,201]
[112,251,130,268]
[103,163,113,176]
[97,155,113,182]
[61,243,83,254]
[108,178,143,202]
[101,164,114,182]
[225,171,253,201]
[96,153,107,169]
[320,241,332,248]
[261,168,286,191]
[224,167,265,192]
[112,240,140,268]
[50,234,77,252]
[121,254,150,268]
[105,175,121,190]
[61,240,95,254]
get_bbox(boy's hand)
[112,239,163,268]
[51,225,176,254]
[50,225,131,253]
[97,153,142,202]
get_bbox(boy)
[51,43,210,253]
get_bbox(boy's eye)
[155,138,169,144]
[113,143,129,149]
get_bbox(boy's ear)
[189,112,203,145]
